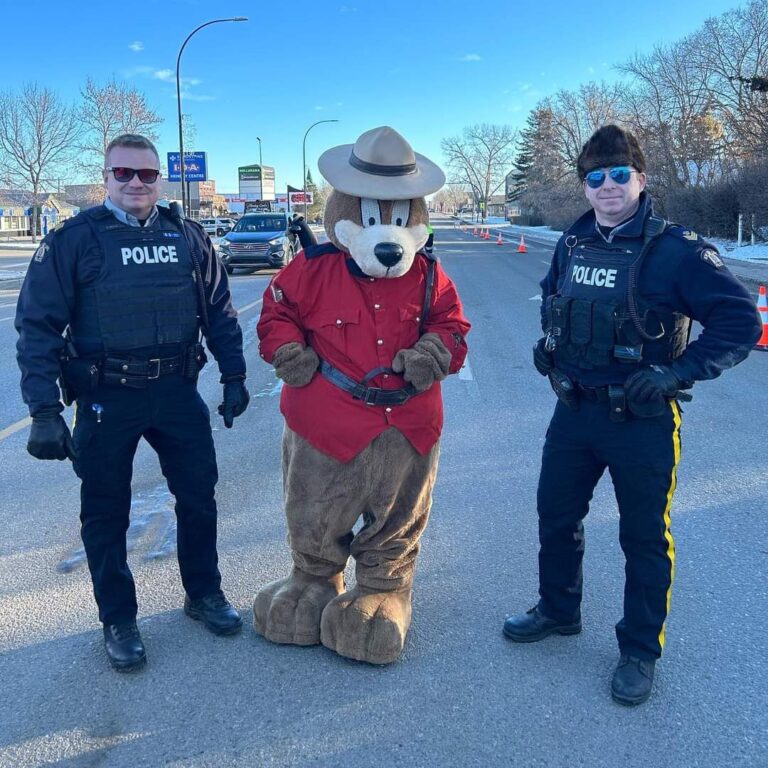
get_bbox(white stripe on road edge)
[529,295,542,301]
[0,417,32,442]
[0,296,265,442]
[0,316,13,321]
[458,355,474,381]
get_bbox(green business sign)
[239,165,262,181]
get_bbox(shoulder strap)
[419,254,437,334]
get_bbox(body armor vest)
[71,207,199,353]
[546,226,690,379]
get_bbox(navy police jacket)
[540,192,761,387]
[15,204,246,416]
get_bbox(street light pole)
[302,119,338,219]
[176,16,247,217]
[256,136,262,168]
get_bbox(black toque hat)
[576,125,646,179]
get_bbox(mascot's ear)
[324,190,362,252]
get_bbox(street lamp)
[302,119,338,219]
[176,16,247,216]
[256,136,263,168]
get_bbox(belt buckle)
[147,358,161,380]
[361,387,379,406]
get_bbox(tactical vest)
[546,221,690,375]
[70,207,199,353]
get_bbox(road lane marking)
[458,355,474,381]
[236,298,263,314]
[0,316,13,321]
[0,417,32,442]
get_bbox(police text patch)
[682,230,699,241]
[271,283,284,302]
[700,249,724,269]
[33,243,50,263]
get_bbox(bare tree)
[440,124,517,221]
[78,77,163,180]
[431,184,472,213]
[0,83,81,242]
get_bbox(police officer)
[16,134,251,672]
[502,125,761,705]
[425,222,435,255]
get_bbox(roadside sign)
[167,151,208,182]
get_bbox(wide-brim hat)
[318,126,445,200]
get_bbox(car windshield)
[200,219,215,225]
[234,216,286,233]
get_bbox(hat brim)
[318,143,445,200]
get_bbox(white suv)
[199,217,235,236]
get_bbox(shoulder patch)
[681,229,699,241]
[33,242,50,263]
[700,248,724,269]
[270,282,283,303]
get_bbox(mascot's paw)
[391,333,451,392]
[253,568,344,646]
[272,342,320,387]
[320,585,413,664]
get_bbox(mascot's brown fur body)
[254,127,469,664]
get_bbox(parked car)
[217,213,297,273]
[199,217,235,237]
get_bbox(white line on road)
[236,298,263,314]
[458,355,474,381]
[0,417,32,442]
[0,316,13,321]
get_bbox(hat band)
[349,151,417,177]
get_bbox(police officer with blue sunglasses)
[503,125,761,705]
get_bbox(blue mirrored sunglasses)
[584,166,635,189]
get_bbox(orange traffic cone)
[472,226,478,236]
[517,234,527,253]
[484,228,491,240]
[497,231,504,246]
[756,284,768,350]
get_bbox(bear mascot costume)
[254,126,470,664]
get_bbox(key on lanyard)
[91,403,103,423]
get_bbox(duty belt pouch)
[60,357,100,403]
[183,343,208,380]
[608,385,627,422]
[549,369,579,411]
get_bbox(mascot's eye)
[391,200,411,227]
[361,198,381,228]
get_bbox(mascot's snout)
[374,242,403,267]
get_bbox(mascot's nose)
[374,242,403,267]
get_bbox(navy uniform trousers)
[536,397,682,660]
[72,372,222,625]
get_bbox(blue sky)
[7,0,744,193]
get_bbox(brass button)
[120,377,127,385]
[416,316,421,322]
[377,339,384,346]
[383,373,389,378]
[369,278,375,282]
[336,319,343,326]
[122,364,129,372]
[385,407,392,413]
[374,303,381,309]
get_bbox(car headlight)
[219,241,230,251]
[268,238,281,246]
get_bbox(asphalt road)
[0,219,766,767]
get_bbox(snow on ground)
[454,217,768,263]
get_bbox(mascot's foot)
[320,586,413,665]
[253,569,344,646]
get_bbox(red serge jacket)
[257,243,470,462]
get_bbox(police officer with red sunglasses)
[15,134,250,672]
[502,125,761,705]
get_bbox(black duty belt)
[577,385,612,402]
[319,360,418,406]
[102,353,185,386]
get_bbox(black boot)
[184,591,242,636]
[502,607,582,642]
[103,621,146,672]
[611,654,656,705]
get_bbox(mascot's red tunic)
[258,242,469,462]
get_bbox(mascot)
[254,126,470,664]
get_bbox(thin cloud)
[129,41,144,52]
[459,54,481,62]
[154,69,200,86]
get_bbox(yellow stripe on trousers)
[658,400,682,650]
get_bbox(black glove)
[625,365,682,403]
[217,375,250,428]
[533,337,555,377]
[27,407,77,461]
[288,216,318,249]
